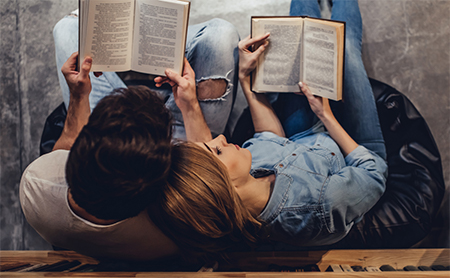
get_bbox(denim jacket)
[242,125,388,246]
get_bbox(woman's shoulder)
[243,131,289,147]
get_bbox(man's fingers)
[182,58,194,77]
[165,68,184,86]
[79,57,92,79]
[61,52,79,75]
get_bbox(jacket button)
[279,164,284,167]
[331,152,335,156]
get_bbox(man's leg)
[165,18,240,140]
[271,0,322,138]
[330,0,386,159]
[53,13,126,111]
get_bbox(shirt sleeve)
[321,145,388,240]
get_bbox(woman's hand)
[299,82,358,156]
[62,52,101,99]
[298,82,332,120]
[238,33,270,80]
[155,58,198,113]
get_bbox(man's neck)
[67,190,118,225]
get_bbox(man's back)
[20,150,178,261]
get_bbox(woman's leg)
[290,0,321,18]
[330,0,386,159]
[165,18,240,140]
[272,0,322,138]
[53,13,126,111]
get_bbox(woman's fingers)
[299,82,313,98]
[239,33,270,50]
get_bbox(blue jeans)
[278,0,386,160]
[53,16,239,140]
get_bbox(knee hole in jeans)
[197,79,228,100]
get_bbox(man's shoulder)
[21,150,69,186]
[20,150,70,214]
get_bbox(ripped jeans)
[53,15,239,140]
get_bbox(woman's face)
[196,135,252,184]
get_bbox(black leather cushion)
[39,102,67,156]
[40,78,445,248]
[330,79,445,248]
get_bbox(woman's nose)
[217,134,227,145]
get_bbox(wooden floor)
[1,249,449,277]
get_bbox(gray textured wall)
[1,0,78,250]
[1,0,449,250]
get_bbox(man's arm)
[53,53,98,151]
[154,59,212,142]
[238,34,285,138]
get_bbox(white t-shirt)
[20,150,178,261]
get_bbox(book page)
[302,19,338,99]
[83,0,135,72]
[131,0,189,75]
[252,18,303,92]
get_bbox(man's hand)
[62,52,100,99]
[53,53,98,151]
[154,58,198,113]
[238,33,270,80]
[154,58,212,142]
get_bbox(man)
[20,11,240,261]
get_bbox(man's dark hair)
[66,86,172,221]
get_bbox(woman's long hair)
[148,142,261,262]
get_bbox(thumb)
[80,57,92,79]
[165,68,184,85]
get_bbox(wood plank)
[0,251,98,264]
[1,250,449,277]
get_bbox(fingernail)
[85,57,92,64]
[299,82,303,88]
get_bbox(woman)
[149,0,388,260]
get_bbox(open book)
[251,16,345,101]
[79,0,190,75]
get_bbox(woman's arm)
[155,59,212,142]
[53,53,99,151]
[238,35,285,138]
[300,82,358,156]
